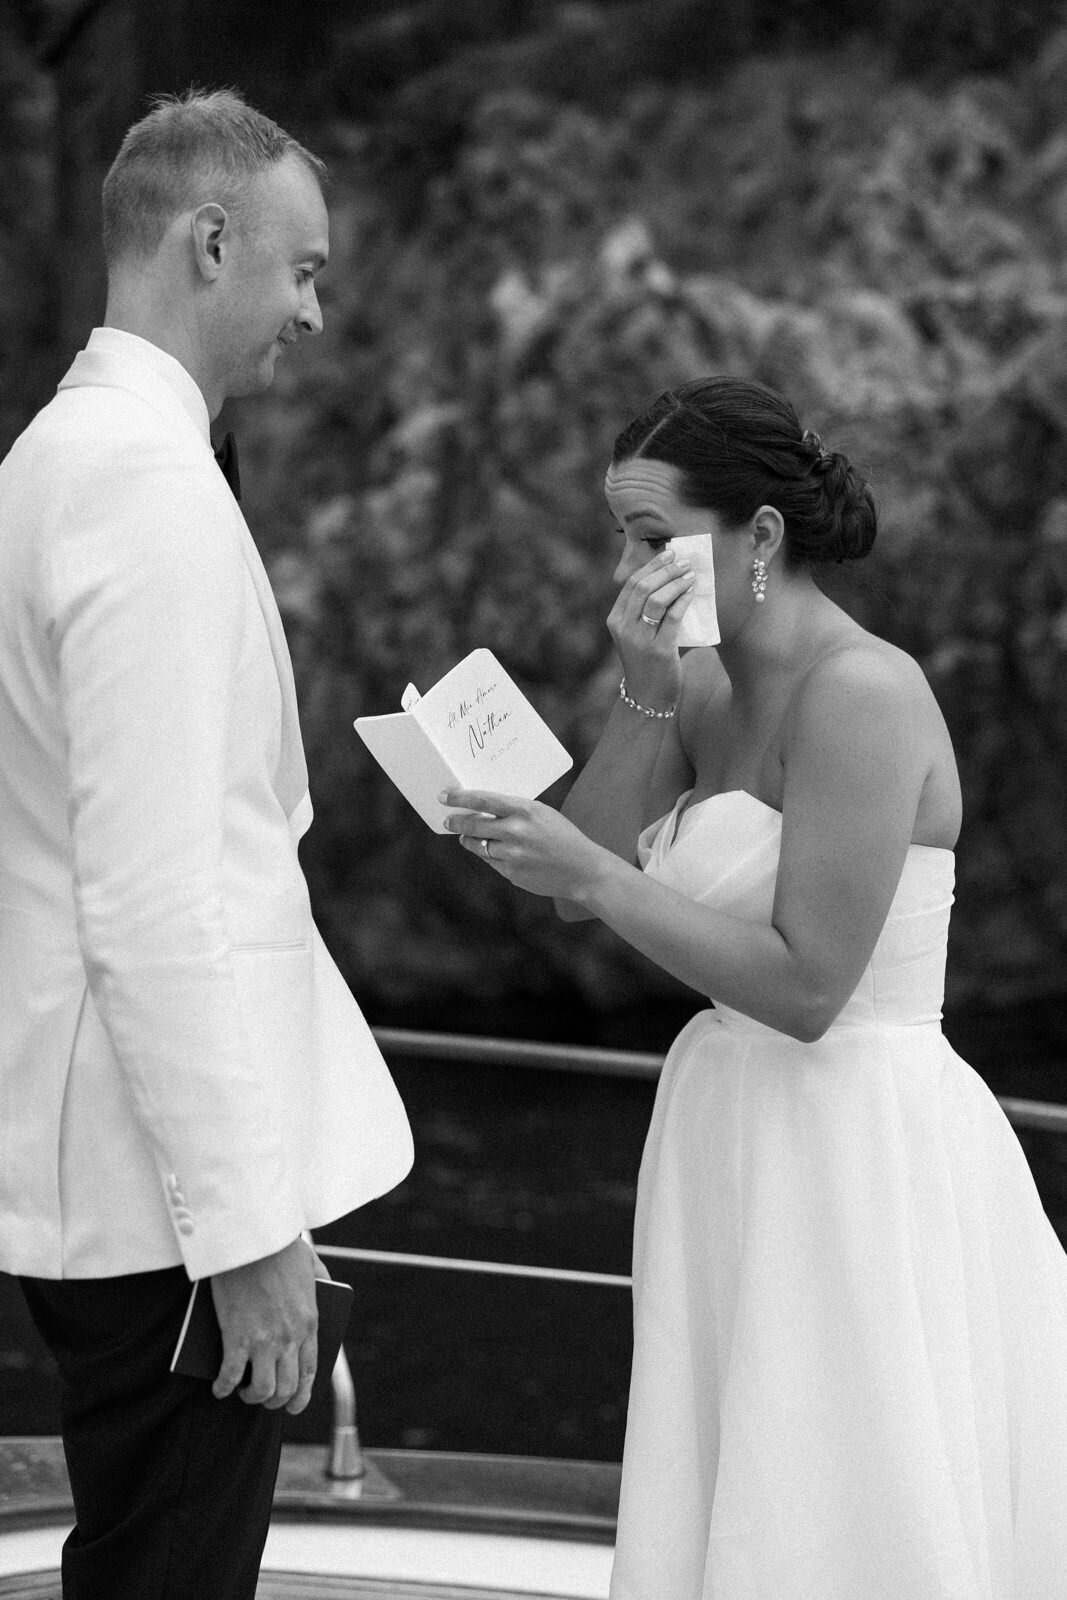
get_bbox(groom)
[0,90,412,1598]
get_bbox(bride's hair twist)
[613,377,876,567]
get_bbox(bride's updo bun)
[612,377,876,567]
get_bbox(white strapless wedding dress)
[610,791,1067,1600]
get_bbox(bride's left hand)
[441,788,608,901]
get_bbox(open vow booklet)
[354,648,573,831]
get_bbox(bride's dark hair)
[612,377,876,567]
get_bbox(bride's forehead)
[604,458,683,504]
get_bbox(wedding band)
[480,838,493,859]
[640,612,659,627]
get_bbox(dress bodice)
[637,789,956,1029]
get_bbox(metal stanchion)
[327,1343,364,1481]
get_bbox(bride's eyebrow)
[620,508,670,526]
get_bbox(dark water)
[2,997,1065,1462]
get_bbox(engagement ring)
[480,838,493,859]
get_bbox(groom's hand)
[210,1235,319,1413]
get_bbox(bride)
[442,376,1067,1599]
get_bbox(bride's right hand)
[608,548,695,709]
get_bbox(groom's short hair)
[101,88,326,267]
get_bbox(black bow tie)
[214,431,241,502]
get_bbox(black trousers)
[20,1266,285,1600]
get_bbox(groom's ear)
[191,204,231,282]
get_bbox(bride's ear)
[751,504,786,567]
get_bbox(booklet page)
[355,649,572,831]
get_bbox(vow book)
[354,648,572,832]
[171,1276,353,1401]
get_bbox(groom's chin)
[232,347,283,399]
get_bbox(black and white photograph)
[1,3,1066,1596]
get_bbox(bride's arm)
[446,649,936,1041]
[560,681,692,849]
[553,661,704,922]
[554,550,709,920]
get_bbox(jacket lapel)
[58,342,311,828]
[232,520,310,824]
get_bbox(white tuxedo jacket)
[0,328,412,1280]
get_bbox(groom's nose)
[297,286,323,337]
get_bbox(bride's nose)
[613,549,637,587]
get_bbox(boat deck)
[0,1438,619,1599]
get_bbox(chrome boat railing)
[369,1027,1067,1133]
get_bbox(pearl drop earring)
[752,558,768,602]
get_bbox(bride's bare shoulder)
[790,630,950,759]
[802,630,935,703]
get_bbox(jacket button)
[177,1218,194,1236]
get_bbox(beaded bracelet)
[619,677,677,720]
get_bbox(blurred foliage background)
[3,0,1067,1034]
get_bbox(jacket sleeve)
[45,430,307,1278]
